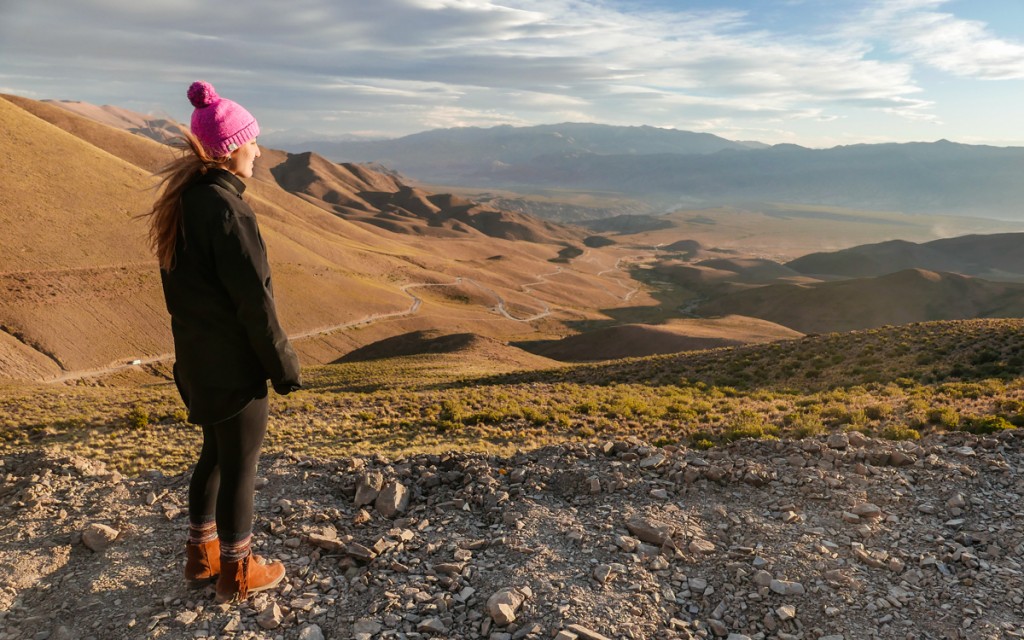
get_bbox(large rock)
[826,433,849,449]
[417,617,447,634]
[375,481,410,518]
[353,619,383,636]
[769,579,805,595]
[354,471,384,507]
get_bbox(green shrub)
[998,399,1024,414]
[784,411,826,438]
[961,415,1015,434]
[926,406,960,428]
[821,406,851,424]
[881,424,921,441]
[126,407,149,430]
[724,410,778,441]
[864,403,894,420]
[574,401,596,415]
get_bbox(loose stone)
[82,523,119,552]
[487,587,529,626]
[769,579,805,596]
[256,603,283,630]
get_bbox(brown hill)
[697,268,1024,333]
[45,99,181,144]
[0,94,645,381]
[787,232,1024,280]
[42,101,586,246]
[661,239,703,255]
[271,152,584,243]
[336,329,559,371]
[521,316,802,361]
[650,259,818,300]
[694,258,803,283]
[6,95,175,173]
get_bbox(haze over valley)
[271,123,1024,222]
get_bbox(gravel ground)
[2,429,1024,640]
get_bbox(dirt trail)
[40,258,608,383]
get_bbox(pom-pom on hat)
[187,81,260,158]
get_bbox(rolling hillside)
[0,94,651,381]
[787,232,1024,280]
[696,268,1024,334]
[271,151,583,243]
[519,316,802,362]
[45,99,181,144]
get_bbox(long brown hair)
[145,130,229,270]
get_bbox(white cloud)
[0,0,1019,142]
[856,0,1024,80]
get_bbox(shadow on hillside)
[522,265,704,352]
[468,319,1024,392]
[511,268,704,364]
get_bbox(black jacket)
[161,169,300,395]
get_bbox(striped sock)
[187,520,217,545]
[220,534,252,562]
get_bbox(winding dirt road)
[44,252,642,383]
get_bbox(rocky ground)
[2,430,1024,640]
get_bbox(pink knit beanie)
[187,81,260,157]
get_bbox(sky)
[2,0,1024,147]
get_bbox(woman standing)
[146,81,301,603]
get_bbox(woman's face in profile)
[224,138,261,178]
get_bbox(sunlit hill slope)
[0,95,652,382]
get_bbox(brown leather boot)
[184,539,221,588]
[215,551,286,603]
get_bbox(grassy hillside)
[3,318,1022,475]
[519,316,802,361]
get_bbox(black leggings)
[188,395,269,543]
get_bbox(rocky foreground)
[2,431,1024,640]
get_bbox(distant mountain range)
[276,122,762,179]
[483,141,1024,217]
[276,123,1024,219]
[44,105,1024,220]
